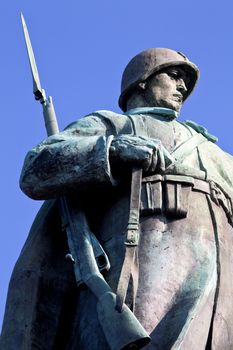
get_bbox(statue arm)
[20,116,116,200]
[20,111,175,200]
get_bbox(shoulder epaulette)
[183,120,218,143]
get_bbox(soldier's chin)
[161,100,182,112]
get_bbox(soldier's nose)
[177,79,187,95]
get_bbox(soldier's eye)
[168,71,178,79]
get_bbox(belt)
[142,174,211,195]
[141,174,233,225]
[193,178,211,195]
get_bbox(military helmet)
[119,48,199,111]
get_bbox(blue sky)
[1,0,233,329]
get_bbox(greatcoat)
[1,107,233,350]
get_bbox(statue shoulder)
[182,120,218,143]
[65,110,132,135]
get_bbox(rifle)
[21,14,150,349]
[21,13,110,284]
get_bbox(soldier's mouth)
[173,94,183,103]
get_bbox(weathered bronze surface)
[1,48,233,349]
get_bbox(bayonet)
[21,13,44,101]
[21,13,59,136]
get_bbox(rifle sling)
[116,167,142,312]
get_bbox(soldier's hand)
[110,135,174,173]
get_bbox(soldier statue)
[1,48,233,350]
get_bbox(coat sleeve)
[20,115,117,200]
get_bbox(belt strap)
[193,178,211,194]
[171,133,207,162]
[116,167,142,312]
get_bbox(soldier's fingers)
[142,151,153,172]
[149,148,158,173]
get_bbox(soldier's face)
[143,67,189,112]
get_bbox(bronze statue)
[1,47,233,350]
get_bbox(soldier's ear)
[138,82,147,91]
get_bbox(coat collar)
[124,107,178,120]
